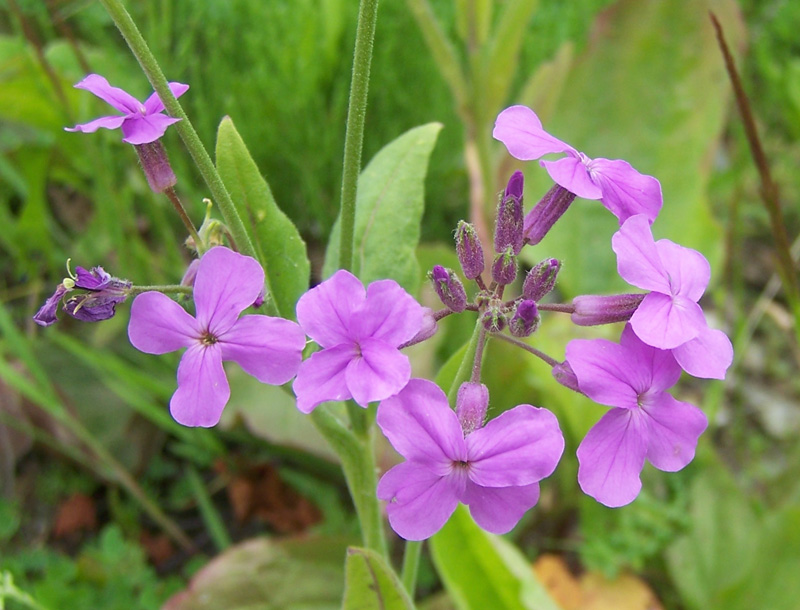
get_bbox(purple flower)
[128,247,305,427]
[292,270,425,413]
[566,325,708,507]
[66,74,188,145]
[493,105,662,224]
[376,378,564,540]
[612,215,733,379]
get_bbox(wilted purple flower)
[493,105,662,224]
[128,247,305,427]
[612,215,732,379]
[566,325,707,507]
[377,378,564,540]
[292,270,425,413]
[66,74,188,145]
[34,265,131,326]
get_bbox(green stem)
[310,406,387,557]
[338,0,380,272]
[401,540,423,597]
[129,284,192,296]
[186,466,231,552]
[164,186,204,254]
[99,0,257,263]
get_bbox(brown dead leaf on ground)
[140,530,175,568]
[52,492,97,538]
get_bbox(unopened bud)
[552,361,581,393]
[494,172,524,254]
[455,221,485,280]
[430,265,467,312]
[523,258,561,301]
[135,140,177,193]
[523,185,576,245]
[491,246,517,286]
[508,300,540,338]
[571,293,645,326]
[456,382,489,436]
[481,302,506,333]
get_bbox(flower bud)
[523,258,561,302]
[456,382,489,435]
[494,172,524,255]
[481,302,506,333]
[508,300,540,338]
[135,140,177,193]
[571,293,645,326]
[552,361,581,393]
[429,265,467,312]
[523,185,576,245]
[491,246,517,286]
[455,221,485,280]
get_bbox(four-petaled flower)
[128,247,305,427]
[376,378,564,540]
[66,74,188,145]
[293,270,424,413]
[493,105,662,224]
[612,214,733,379]
[566,324,708,507]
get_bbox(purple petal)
[672,327,733,380]
[121,114,181,145]
[462,481,540,535]
[219,315,305,385]
[466,405,563,487]
[630,292,706,349]
[654,239,710,301]
[345,339,412,407]
[540,156,602,200]
[353,280,425,346]
[377,462,461,541]
[376,378,467,469]
[565,338,640,408]
[492,105,575,160]
[292,344,355,413]
[577,408,648,507]
[73,266,111,290]
[192,247,265,334]
[128,292,197,354]
[74,74,141,114]
[65,115,127,135]
[619,324,682,392]
[170,343,229,427]
[612,215,671,293]
[33,283,69,326]
[296,270,366,347]
[642,393,707,472]
[587,158,662,223]
[143,82,190,114]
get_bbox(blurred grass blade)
[343,547,415,609]
[216,116,311,320]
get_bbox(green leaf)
[216,116,310,319]
[429,505,560,610]
[324,123,442,292]
[342,547,415,610]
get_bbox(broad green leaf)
[324,123,442,292]
[517,0,744,296]
[430,505,560,610]
[342,547,415,610]
[216,116,310,319]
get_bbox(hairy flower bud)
[523,185,577,245]
[571,293,645,326]
[429,265,467,312]
[481,302,506,333]
[491,246,517,286]
[523,258,561,302]
[456,382,489,436]
[508,300,540,338]
[455,221,485,280]
[552,361,581,393]
[494,172,524,255]
[135,140,177,193]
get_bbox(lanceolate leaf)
[342,547,415,610]
[216,116,310,319]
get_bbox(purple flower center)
[200,330,219,346]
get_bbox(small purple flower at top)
[376,379,564,540]
[128,247,305,427]
[293,270,424,413]
[612,214,733,379]
[566,324,708,507]
[66,74,188,145]
[493,105,662,224]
